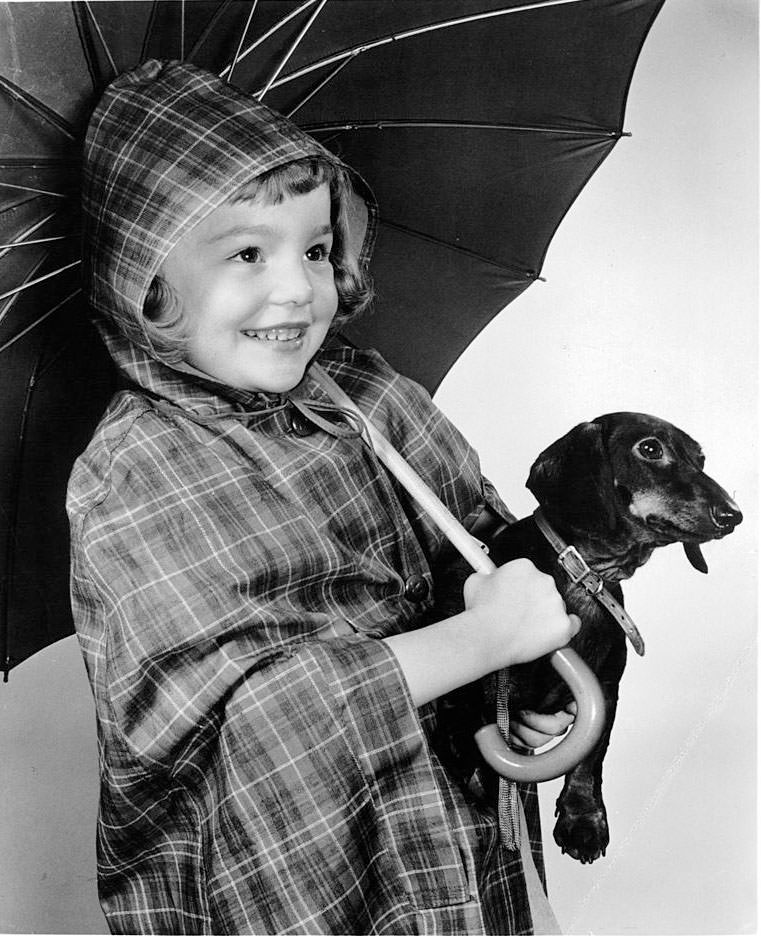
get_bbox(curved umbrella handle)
[474,646,605,782]
[310,363,607,783]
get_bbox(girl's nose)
[270,257,313,307]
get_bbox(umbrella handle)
[309,363,607,782]
[474,646,605,781]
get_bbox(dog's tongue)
[684,543,708,573]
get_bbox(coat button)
[403,574,429,603]
[288,407,314,436]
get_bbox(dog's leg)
[552,642,626,863]
[553,721,613,862]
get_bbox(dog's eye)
[637,438,664,460]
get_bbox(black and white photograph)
[0,2,756,934]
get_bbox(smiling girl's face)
[158,183,338,394]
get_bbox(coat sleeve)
[71,457,425,782]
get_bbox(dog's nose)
[712,504,743,530]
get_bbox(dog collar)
[534,508,645,657]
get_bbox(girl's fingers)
[509,707,576,749]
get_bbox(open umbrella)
[0,0,663,682]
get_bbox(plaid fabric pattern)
[81,59,377,357]
[71,59,546,934]
[69,346,546,935]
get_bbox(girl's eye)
[235,246,262,264]
[306,243,331,262]
[637,438,664,460]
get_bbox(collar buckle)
[534,507,645,656]
[557,544,604,595]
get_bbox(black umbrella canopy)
[0,0,663,676]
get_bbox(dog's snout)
[712,503,743,530]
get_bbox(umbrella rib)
[0,192,44,216]
[0,254,45,324]
[286,55,355,119]
[0,288,81,357]
[0,74,78,141]
[219,0,320,78]
[0,181,67,199]
[256,0,328,102]
[226,0,259,85]
[0,235,70,252]
[305,119,622,139]
[140,0,160,63]
[0,157,79,169]
[180,0,186,59]
[187,0,235,62]
[0,260,80,307]
[72,0,103,89]
[82,1,119,77]
[0,211,60,260]
[259,0,585,93]
[380,219,543,281]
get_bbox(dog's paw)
[553,801,610,864]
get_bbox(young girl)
[69,60,578,935]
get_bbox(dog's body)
[434,412,741,863]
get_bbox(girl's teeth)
[243,328,303,341]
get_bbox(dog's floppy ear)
[527,421,618,531]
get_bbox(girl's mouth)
[241,327,305,343]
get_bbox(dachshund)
[433,412,742,863]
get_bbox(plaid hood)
[81,59,376,396]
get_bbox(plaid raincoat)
[68,61,544,935]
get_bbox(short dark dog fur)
[433,412,741,863]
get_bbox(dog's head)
[526,413,742,572]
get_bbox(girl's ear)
[526,421,618,531]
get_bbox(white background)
[436,0,758,932]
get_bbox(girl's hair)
[142,157,373,361]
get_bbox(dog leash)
[533,508,646,657]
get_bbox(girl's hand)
[463,559,580,670]
[510,701,577,749]
[384,559,580,708]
